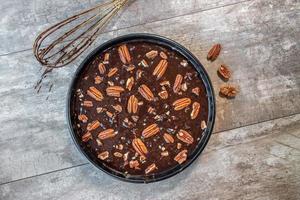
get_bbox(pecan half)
[192,87,200,96]
[78,114,88,123]
[174,150,188,164]
[126,77,134,91]
[163,133,174,143]
[173,74,183,93]
[83,101,93,107]
[158,90,168,99]
[82,132,92,142]
[142,123,160,138]
[177,129,194,144]
[98,129,116,140]
[132,138,148,157]
[220,84,238,97]
[138,84,154,101]
[129,160,140,169]
[173,98,192,111]
[146,50,158,59]
[87,87,104,101]
[145,163,157,174]
[98,151,109,160]
[98,63,106,74]
[160,51,168,59]
[153,60,168,80]
[218,64,231,79]
[191,102,201,119]
[106,86,125,97]
[87,120,100,131]
[112,104,122,113]
[207,44,221,61]
[107,67,118,77]
[118,44,131,64]
[127,95,138,114]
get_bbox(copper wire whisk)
[33,0,129,68]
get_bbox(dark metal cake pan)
[67,33,216,183]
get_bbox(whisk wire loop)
[33,0,129,68]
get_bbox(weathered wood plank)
[0,0,247,55]
[0,0,299,184]
[1,114,299,200]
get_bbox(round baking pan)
[67,33,216,183]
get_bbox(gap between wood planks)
[0,111,298,187]
[0,0,252,58]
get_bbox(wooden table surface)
[0,0,299,199]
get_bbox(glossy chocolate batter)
[70,41,208,176]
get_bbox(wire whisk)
[33,0,129,68]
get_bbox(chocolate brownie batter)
[70,41,208,176]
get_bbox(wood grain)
[1,114,299,200]
[0,0,247,55]
[0,0,299,191]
